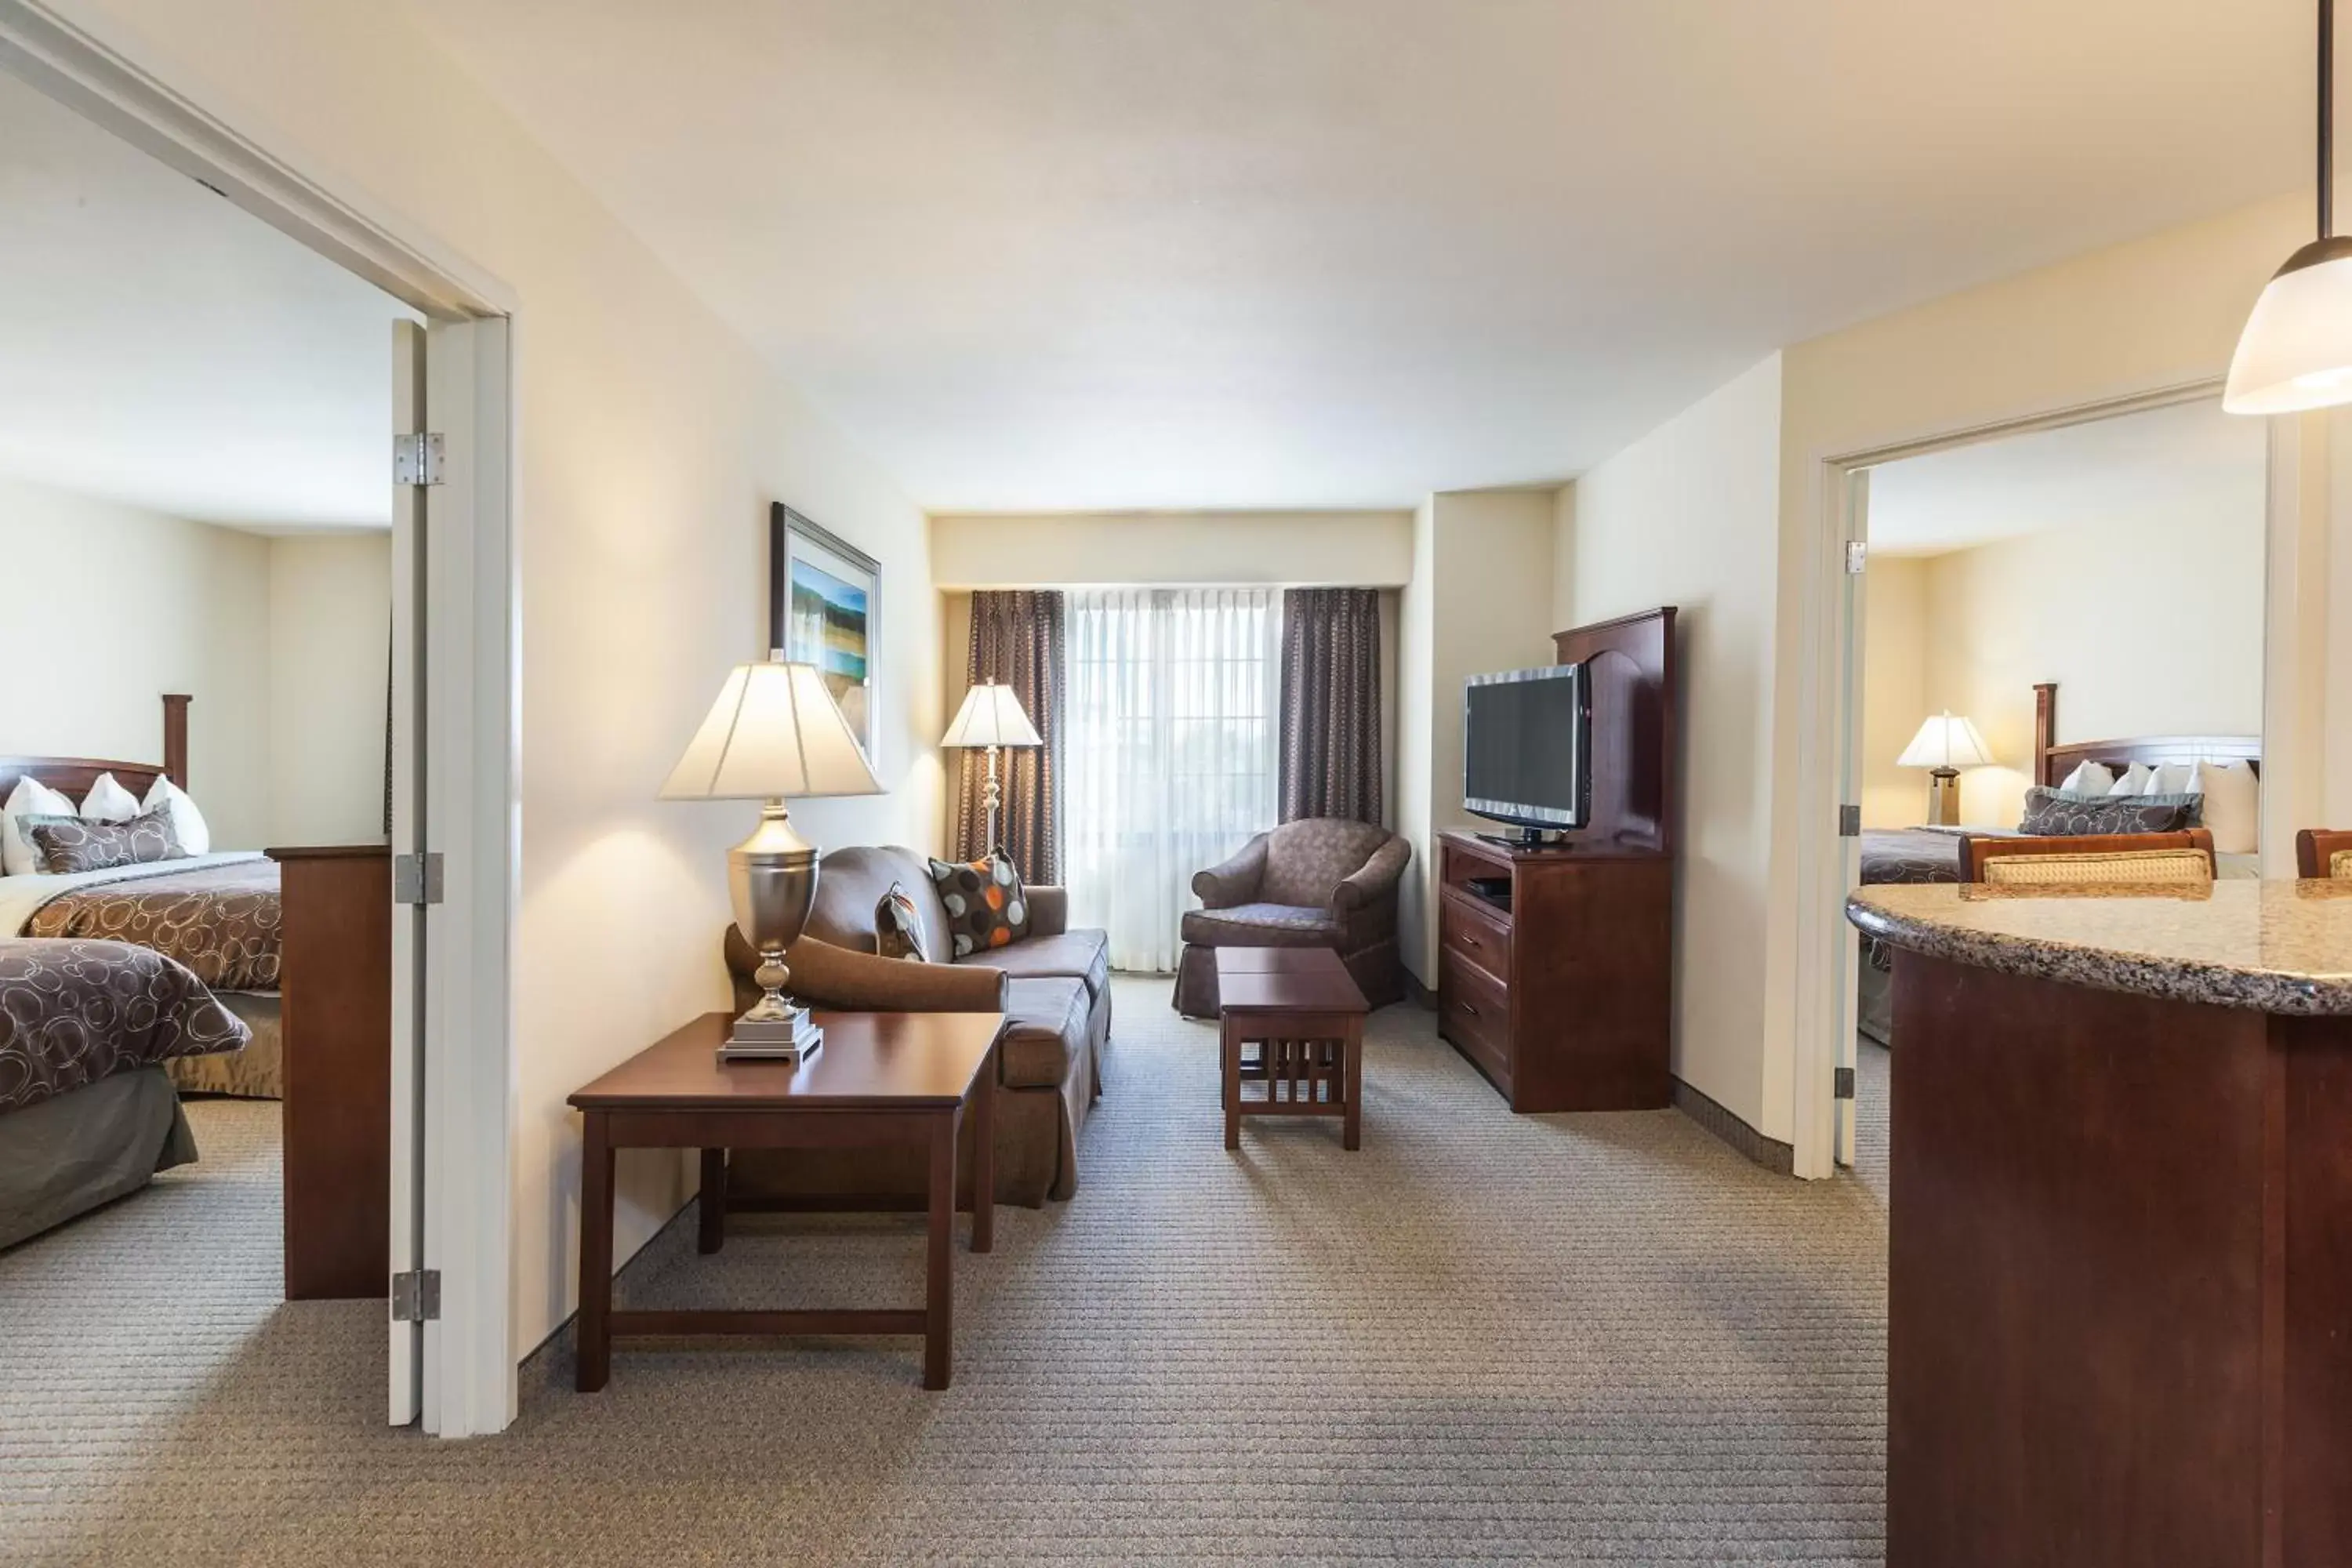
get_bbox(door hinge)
[1846,539,1867,575]
[1838,804,1862,837]
[394,431,445,486]
[1833,1066,1857,1101]
[393,851,445,906]
[391,1269,441,1323]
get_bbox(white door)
[1831,467,1871,1171]
[388,316,517,1434]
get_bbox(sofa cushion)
[956,929,1109,1003]
[1179,902,1341,948]
[1000,975,1087,1090]
[804,846,954,959]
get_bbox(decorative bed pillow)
[141,776,212,857]
[78,771,142,823]
[925,851,1030,958]
[2057,760,2114,796]
[2187,760,2259,855]
[2019,786,2199,837]
[2104,762,2156,797]
[27,806,183,874]
[874,881,930,962]
[1,777,76,876]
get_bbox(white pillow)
[2188,760,2260,855]
[2106,762,2155,797]
[79,771,141,822]
[141,776,211,857]
[2144,762,2195,797]
[2058,760,2114,796]
[2,777,76,876]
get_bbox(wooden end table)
[1215,947,1368,1151]
[567,1009,1001,1392]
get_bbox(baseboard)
[1671,1076,1795,1176]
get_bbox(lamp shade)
[1896,711,1995,771]
[659,655,882,800]
[938,681,1043,749]
[2224,237,2352,414]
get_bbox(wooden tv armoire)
[1436,606,1676,1112]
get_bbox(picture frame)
[769,503,880,765]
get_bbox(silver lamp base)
[717,798,823,1066]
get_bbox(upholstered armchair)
[1173,818,1410,1017]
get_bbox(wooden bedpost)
[162,694,191,790]
[2031,682,2056,788]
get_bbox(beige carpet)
[1,979,1889,1566]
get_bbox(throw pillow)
[874,881,930,962]
[2018,786,2198,837]
[78,771,141,822]
[28,806,183,874]
[2057,760,2114,796]
[141,776,212,857]
[2104,762,2155,797]
[2,776,76,876]
[2186,760,2259,856]
[926,851,1031,959]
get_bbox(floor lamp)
[940,681,1043,855]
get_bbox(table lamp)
[1896,710,1994,827]
[660,654,881,1062]
[938,681,1042,854]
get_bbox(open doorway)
[0,25,517,1438]
[1833,396,2268,1183]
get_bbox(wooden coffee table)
[1215,947,1368,1150]
[567,1009,1001,1392]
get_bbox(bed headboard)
[0,694,190,804]
[2031,681,2259,787]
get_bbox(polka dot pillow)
[925,851,1030,958]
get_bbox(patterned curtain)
[1278,587,1382,824]
[953,590,1065,882]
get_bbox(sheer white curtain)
[1065,588,1279,971]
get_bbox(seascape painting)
[769,503,880,761]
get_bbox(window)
[1065,588,1279,971]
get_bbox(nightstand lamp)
[938,681,1042,853]
[660,653,881,1062]
[1897,711,1994,827]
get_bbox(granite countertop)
[1847,880,2352,1015]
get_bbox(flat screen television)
[1463,661,1590,840]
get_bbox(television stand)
[1475,827,1556,851]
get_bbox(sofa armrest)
[1331,835,1411,912]
[1192,833,1269,908]
[725,925,1007,1013]
[1022,884,1069,937]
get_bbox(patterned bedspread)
[0,938,249,1113]
[1858,828,1965,887]
[24,860,281,992]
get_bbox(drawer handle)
[1459,1000,1479,1018]
[1462,933,1480,947]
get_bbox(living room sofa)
[723,845,1109,1207]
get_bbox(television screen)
[1463,662,1588,829]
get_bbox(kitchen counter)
[1847,878,2352,1014]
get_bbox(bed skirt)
[0,1067,196,1250]
[167,992,281,1099]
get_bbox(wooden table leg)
[1343,1018,1363,1151]
[576,1112,615,1392]
[697,1147,727,1254]
[1221,1015,1242,1150]
[971,1041,996,1254]
[924,1112,955,1391]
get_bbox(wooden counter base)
[1889,950,2352,1568]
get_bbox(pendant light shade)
[2229,0,2352,415]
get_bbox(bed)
[0,696,283,1099]
[1854,680,2261,1045]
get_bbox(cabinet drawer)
[1439,891,1512,982]
[1439,949,1512,1083]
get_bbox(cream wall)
[57,0,944,1360]
[931,510,1416,589]
[1552,355,1784,1131]
[267,534,394,844]
[1857,555,1927,830]
[0,474,273,847]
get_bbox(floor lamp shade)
[940,681,1041,856]
[660,655,880,1061]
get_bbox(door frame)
[1784,375,2304,1180]
[0,2,522,1435]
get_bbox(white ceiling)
[404,0,2311,514]
[1866,398,2267,557]
[0,71,413,531]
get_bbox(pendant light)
[2226,0,2352,414]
